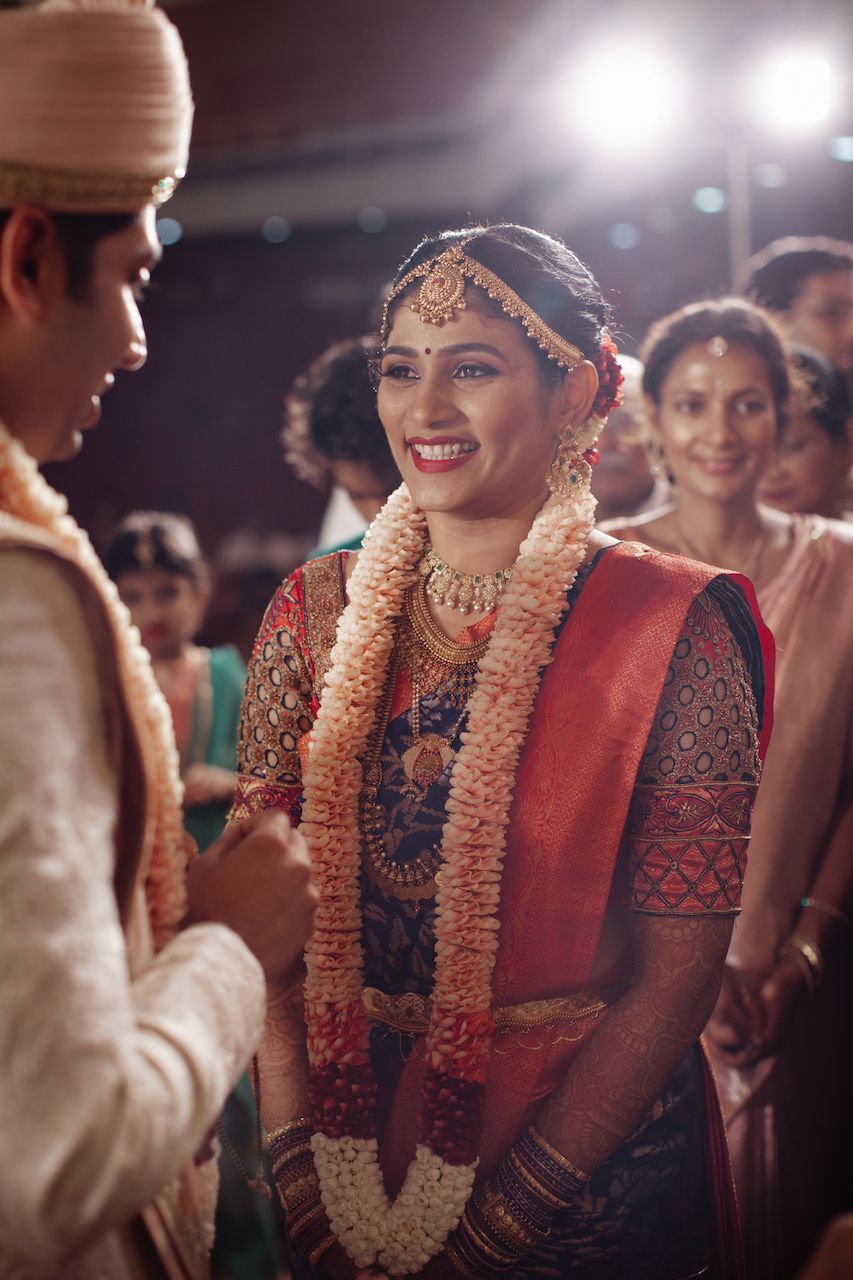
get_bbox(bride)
[233,225,772,1279]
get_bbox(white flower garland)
[301,418,601,1273]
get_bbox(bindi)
[424,347,432,355]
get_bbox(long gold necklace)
[359,576,490,900]
[421,544,513,613]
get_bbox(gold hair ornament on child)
[382,241,585,372]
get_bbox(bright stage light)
[754,55,834,132]
[565,44,684,150]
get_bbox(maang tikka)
[381,240,585,374]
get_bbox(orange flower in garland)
[298,468,597,1273]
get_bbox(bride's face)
[377,296,571,521]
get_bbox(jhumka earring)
[547,430,585,496]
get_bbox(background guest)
[758,346,852,521]
[591,353,669,521]
[282,335,400,554]
[105,512,245,850]
[602,297,853,1280]
[744,236,853,378]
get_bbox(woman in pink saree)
[603,298,853,1280]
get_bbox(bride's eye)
[381,362,418,380]
[454,362,497,379]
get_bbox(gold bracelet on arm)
[779,935,824,991]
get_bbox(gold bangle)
[266,1116,313,1145]
[271,1140,313,1171]
[528,1128,591,1184]
[507,1149,569,1210]
[780,935,824,990]
[444,1238,488,1280]
[307,1233,337,1268]
[464,1206,522,1263]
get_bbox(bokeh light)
[608,223,641,250]
[753,162,789,189]
[261,214,291,243]
[357,206,388,233]
[692,186,728,213]
[754,55,834,132]
[156,217,183,246]
[565,43,684,151]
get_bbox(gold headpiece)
[381,241,584,372]
[134,528,156,571]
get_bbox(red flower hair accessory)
[591,333,624,420]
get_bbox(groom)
[0,3,316,1277]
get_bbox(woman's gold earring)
[547,430,582,496]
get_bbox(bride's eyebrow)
[382,343,508,360]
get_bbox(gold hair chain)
[381,241,584,373]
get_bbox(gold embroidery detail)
[302,556,346,696]
[362,985,618,1034]
[0,160,182,209]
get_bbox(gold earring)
[547,430,583,496]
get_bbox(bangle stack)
[779,935,824,991]
[445,1129,590,1278]
[268,1117,335,1268]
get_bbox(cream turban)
[0,0,193,212]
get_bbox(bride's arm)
[440,586,763,1278]
[231,568,342,1268]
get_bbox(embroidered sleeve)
[628,588,761,916]
[232,568,315,825]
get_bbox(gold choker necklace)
[420,545,514,613]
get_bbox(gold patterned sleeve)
[231,567,316,825]
[627,588,762,915]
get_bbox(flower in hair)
[592,333,624,421]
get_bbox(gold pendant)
[401,734,456,790]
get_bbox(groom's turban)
[0,0,193,212]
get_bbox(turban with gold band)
[0,0,193,212]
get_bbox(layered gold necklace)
[359,573,491,900]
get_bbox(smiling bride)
[232,226,774,1279]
